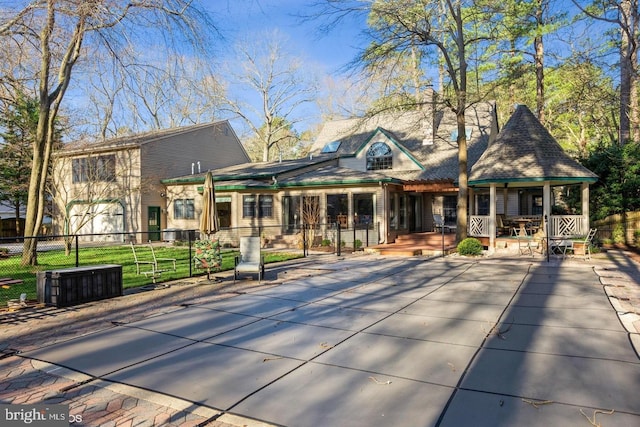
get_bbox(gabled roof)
[312,102,496,182]
[59,121,232,156]
[469,105,598,186]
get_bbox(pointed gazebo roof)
[469,105,597,187]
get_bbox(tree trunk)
[534,1,545,124]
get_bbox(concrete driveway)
[19,256,640,426]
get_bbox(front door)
[148,206,161,241]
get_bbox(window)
[243,195,273,218]
[477,194,490,216]
[366,142,393,170]
[259,195,273,218]
[354,193,374,228]
[450,127,473,142]
[72,155,116,183]
[174,199,194,219]
[243,195,256,218]
[321,140,341,153]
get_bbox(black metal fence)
[0,222,380,307]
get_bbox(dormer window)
[366,142,393,170]
[450,127,473,141]
[321,140,341,153]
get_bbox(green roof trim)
[469,176,598,186]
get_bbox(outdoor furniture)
[130,242,156,275]
[565,228,598,260]
[193,239,222,280]
[234,236,264,283]
[148,243,176,272]
[496,214,511,236]
[433,214,454,233]
[515,228,537,256]
[548,237,572,257]
[514,218,530,236]
[130,242,175,283]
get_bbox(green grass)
[0,244,303,305]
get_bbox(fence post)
[336,223,341,256]
[75,235,79,267]
[302,224,307,257]
[188,230,193,277]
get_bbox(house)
[52,121,250,241]
[161,99,498,246]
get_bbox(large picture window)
[72,155,116,183]
[174,199,195,219]
[366,142,393,170]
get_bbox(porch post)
[582,182,589,234]
[468,187,475,215]
[489,184,496,252]
[543,182,552,236]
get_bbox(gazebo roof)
[469,104,598,186]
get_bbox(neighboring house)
[0,201,25,238]
[161,98,498,245]
[52,121,250,241]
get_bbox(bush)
[354,239,362,249]
[321,239,332,247]
[634,229,640,245]
[612,224,625,244]
[457,238,483,256]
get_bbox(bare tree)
[0,0,218,265]
[312,0,498,242]
[575,0,639,144]
[222,29,319,162]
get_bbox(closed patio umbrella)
[199,171,219,238]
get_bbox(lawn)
[0,244,303,306]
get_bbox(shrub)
[321,239,332,247]
[634,229,640,245]
[354,239,362,249]
[457,238,483,256]
[612,224,625,244]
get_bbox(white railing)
[550,215,586,237]
[468,214,587,239]
[469,215,490,237]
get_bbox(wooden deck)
[368,232,457,256]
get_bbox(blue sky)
[209,0,365,75]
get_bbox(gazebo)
[467,104,598,251]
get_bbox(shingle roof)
[469,105,598,186]
[312,102,495,182]
[61,121,230,155]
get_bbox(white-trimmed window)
[174,199,195,219]
[366,142,393,170]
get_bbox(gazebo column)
[543,182,552,236]
[582,182,589,233]
[489,184,496,251]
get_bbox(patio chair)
[496,214,510,236]
[234,236,264,283]
[193,239,222,280]
[565,228,597,260]
[515,228,535,256]
[148,243,176,272]
[130,242,156,275]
